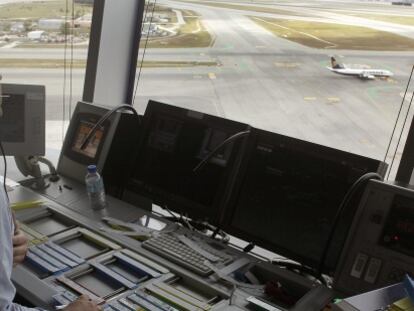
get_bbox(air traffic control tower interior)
[3,93,414,311]
[2,3,414,311]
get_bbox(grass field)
[0,58,218,68]
[18,43,89,48]
[143,9,213,48]
[349,14,414,26]
[0,1,92,20]
[250,17,414,50]
[0,2,211,49]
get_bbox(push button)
[350,253,369,279]
[364,257,382,284]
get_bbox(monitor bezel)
[222,128,385,274]
[63,112,111,165]
[0,83,45,156]
[125,100,250,225]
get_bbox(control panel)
[13,187,333,311]
[333,180,414,295]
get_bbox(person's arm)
[0,187,100,311]
[12,222,29,266]
[0,186,46,311]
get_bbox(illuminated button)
[364,257,382,284]
[350,253,369,279]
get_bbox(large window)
[0,0,93,155]
[133,0,414,178]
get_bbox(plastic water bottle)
[85,165,106,210]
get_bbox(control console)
[334,180,414,295]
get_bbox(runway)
[1,0,413,163]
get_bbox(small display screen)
[71,121,104,158]
[105,259,148,284]
[72,269,124,298]
[380,194,414,257]
[59,235,107,259]
[26,215,71,237]
[0,93,25,142]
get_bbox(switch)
[350,253,368,279]
[364,257,382,284]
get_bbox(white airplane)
[327,57,393,80]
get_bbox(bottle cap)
[87,165,97,173]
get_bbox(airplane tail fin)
[331,56,344,69]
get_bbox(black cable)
[133,0,157,106]
[80,104,139,150]
[62,0,70,141]
[193,130,250,173]
[211,227,221,239]
[386,66,414,181]
[69,0,75,118]
[271,260,327,286]
[383,65,414,167]
[316,172,382,277]
[160,204,180,222]
[0,141,9,201]
[161,212,229,241]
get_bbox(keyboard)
[142,233,233,276]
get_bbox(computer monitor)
[0,83,45,156]
[58,102,141,195]
[223,128,387,275]
[124,100,250,224]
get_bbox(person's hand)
[12,225,28,266]
[63,295,102,311]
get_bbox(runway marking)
[193,75,203,79]
[208,72,216,79]
[326,97,340,104]
[304,97,317,101]
[253,17,337,48]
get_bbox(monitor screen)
[380,194,414,257]
[71,120,104,159]
[62,111,110,165]
[0,94,25,142]
[0,83,45,156]
[125,100,249,224]
[224,129,385,274]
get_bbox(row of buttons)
[350,253,382,284]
